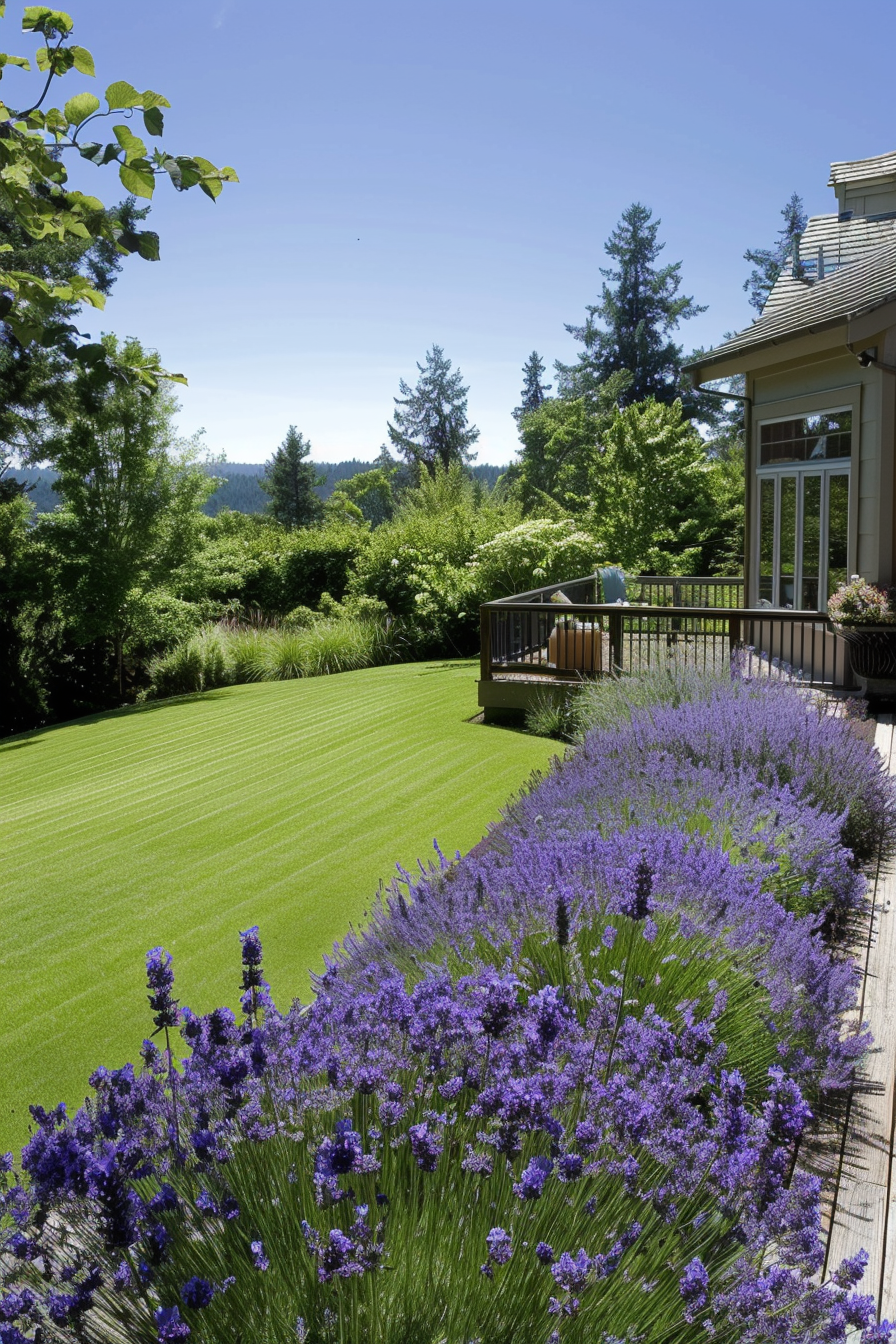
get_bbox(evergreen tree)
[556,203,705,407]
[743,192,807,313]
[387,345,479,478]
[512,351,552,424]
[260,427,324,529]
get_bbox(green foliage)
[571,662,724,740]
[349,464,514,652]
[523,684,578,740]
[506,397,600,511]
[33,334,215,690]
[512,349,551,424]
[743,191,807,313]
[387,344,480,478]
[276,525,369,612]
[175,514,369,618]
[0,4,237,349]
[468,518,600,599]
[331,466,396,527]
[556,202,704,408]
[260,426,324,529]
[145,613,399,697]
[585,398,715,573]
[0,486,55,731]
[145,624,231,698]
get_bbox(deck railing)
[480,573,852,692]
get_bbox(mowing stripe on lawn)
[0,660,556,1151]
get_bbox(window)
[756,406,851,610]
[759,410,852,465]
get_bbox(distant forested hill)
[7,460,505,515]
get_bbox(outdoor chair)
[599,566,627,604]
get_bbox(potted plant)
[828,575,896,696]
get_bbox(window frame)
[751,385,861,609]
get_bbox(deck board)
[826,715,896,1322]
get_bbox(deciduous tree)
[35,334,213,693]
[0,3,237,361]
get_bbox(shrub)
[349,464,516,654]
[468,517,600,600]
[524,686,579,740]
[0,928,881,1344]
[145,627,232,698]
[276,525,369,613]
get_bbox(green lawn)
[0,660,556,1152]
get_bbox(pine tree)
[513,351,552,424]
[260,426,323,528]
[743,192,807,313]
[556,203,705,407]
[387,345,479,478]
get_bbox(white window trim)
[751,386,861,607]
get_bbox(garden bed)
[2,671,895,1342]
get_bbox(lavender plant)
[0,925,886,1344]
[2,671,892,1342]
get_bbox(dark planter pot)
[833,623,896,697]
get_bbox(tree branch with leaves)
[0,3,237,374]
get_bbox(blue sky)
[6,0,896,465]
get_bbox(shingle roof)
[761,213,896,316]
[686,237,896,375]
[829,151,896,187]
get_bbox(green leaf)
[113,123,146,163]
[74,341,109,367]
[64,91,100,125]
[77,140,104,163]
[117,227,160,261]
[140,88,170,110]
[118,161,154,199]
[104,79,140,110]
[69,45,94,76]
[22,7,73,35]
[199,176,222,200]
[142,104,164,137]
[35,43,73,72]
[0,54,31,74]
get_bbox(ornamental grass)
[2,670,894,1343]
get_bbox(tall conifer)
[260,426,323,528]
[556,203,704,406]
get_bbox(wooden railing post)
[728,615,742,662]
[609,611,623,674]
[480,605,492,682]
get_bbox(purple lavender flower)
[408,1122,442,1172]
[250,1239,269,1271]
[679,1256,710,1320]
[485,1226,513,1265]
[535,1241,555,1264]
[513,1155,552,1200]
[155,1304,191,1340]
[319,1228,355,1281]
[146,948,180,1034]
[552,1248,592,1292]
[557,1152,583,1182]
[315,1120,363,1187]
[181,1278,214,1310]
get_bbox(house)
[686,150,896,610]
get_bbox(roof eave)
[686,290,896,383]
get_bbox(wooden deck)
[825,714,896,1319]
